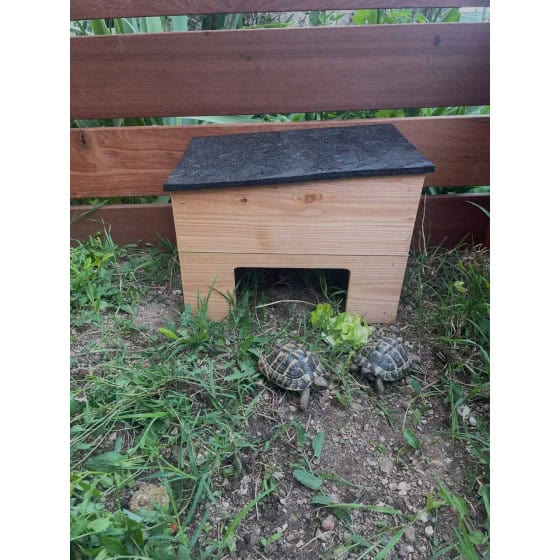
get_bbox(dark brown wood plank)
[411,192,489,250]
[71,204,177,246]
[71,1,490,20]
[71,116,489,198]
[70,194,489,249]
[71,23,489,119]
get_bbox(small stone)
[389,482,397,491]
[295,540,305,548]
[404,526,416,543]
[406,545,414,553]
[378,456,394,474]
[129,483,169,512]
[416,510,430,523]
[397,482,410,492]
[332,545,350,560]
[239,475,251,496]
[316,528,330,542]
[398,543,409,558]
[243,533,259,548]
[321,514,336,532]
[425,525,434,538]
[469,415,478,426]
[457,404,471,421]
[285,531,298,543]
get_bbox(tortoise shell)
[258,342,324,391]
[350,337,417,382]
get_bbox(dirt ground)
[71,263,488,560]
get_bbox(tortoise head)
[312,375,329,389]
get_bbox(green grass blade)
[374,528,405,560]
[222,483,277,548]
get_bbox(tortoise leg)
[298,388,310,411]
[375,377,385,395]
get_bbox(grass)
[403,245,490,559]
[71,233,489,559]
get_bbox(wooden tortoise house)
[70,0,490,321]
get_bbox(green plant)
[71,241,490,558]
[310,303,372,350]
[403,246,489,558]
[426,479,489,559]
[70,231,139,325]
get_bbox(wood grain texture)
[70,193,489,249]
[71,0,490,19]
[178,252,408,321]
[71,116,489,198]
[71,23,489,119]
[170,175,425,255]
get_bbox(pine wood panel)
[70,23,489,119]
[178,251,408,321]
[170,175,425,256]
[70,194,489,248]
[71,116,489,198]
[71,1,490,20]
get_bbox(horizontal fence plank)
[411,192,489,251]
[70,193,489,249]
[71,1,490,20]
[71,116,489,198]
[71,203,177,245]
[71,23,489,119]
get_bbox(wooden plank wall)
[71,23,489,119]
[71,117,489,198]
[70,0,490,249]
[71,1,490,20]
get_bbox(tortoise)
[258,342,329,410]
[349,336,420,394]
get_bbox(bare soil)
[71,261,488,560]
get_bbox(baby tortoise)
[258,342,329,410]
[349,336,420,394]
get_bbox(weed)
[404,246,490,557]
[71,242,490,558]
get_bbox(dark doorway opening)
[234,268,349,319]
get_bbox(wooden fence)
[70,0,490,249]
